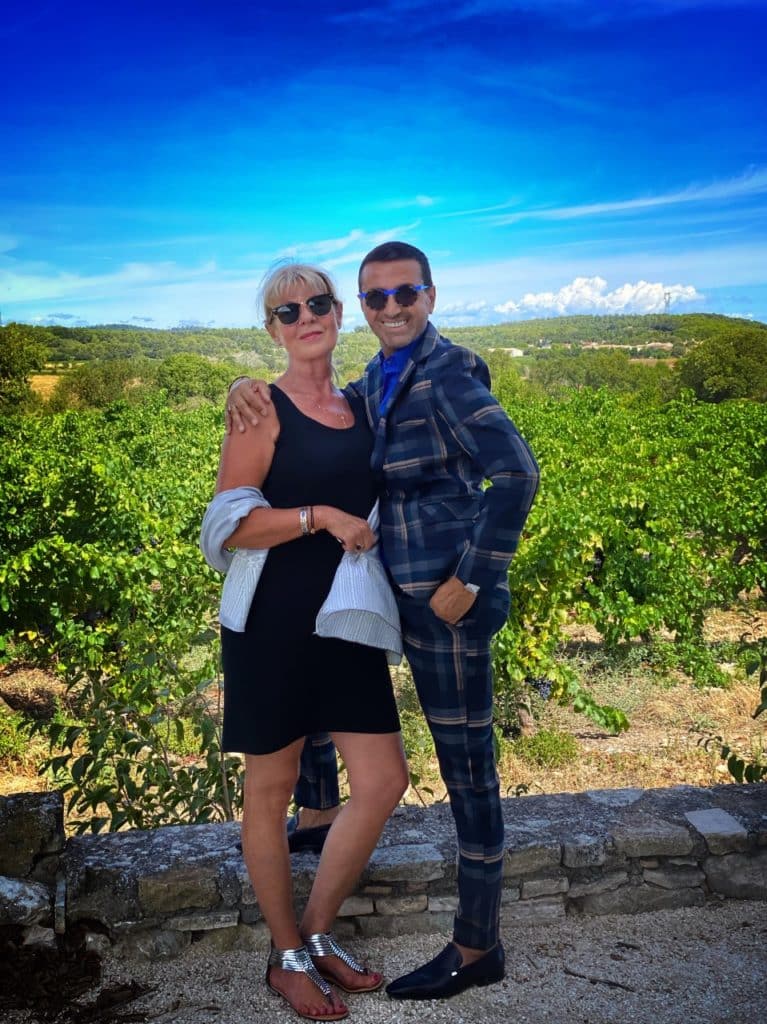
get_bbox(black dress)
[220,384,400,755]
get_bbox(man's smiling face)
[358,258,436,357]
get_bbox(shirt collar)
[378,327,427,375]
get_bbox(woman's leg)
[241,742,346,1018]
[300,731,409,988]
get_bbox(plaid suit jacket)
[348,322,539,602]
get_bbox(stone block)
[501,887,520,904]
[612,822,694,858]
[500,896,565,925]
[240,905,264,925]
[233,862,258,906]
[165,909,239,931]
[503,841,561,878]
[585,788,643,807]
[643,866,706,890]
[85,932,113,956]
[375,894,428,915]
[685,808,749,854]
[0,792,65,877]
[704,851,767,899]
[113,928,191,960]
[193,922,269,953]
[337,896,374,917]
[568,871,629,899]
[67,864,139,927]
[364,844,445,883]
[0,875,52,925]
[562,835,609,868]
[428,896,458,913]
[217,863,242,907]
[360,885,392,896]
[331,920,356,939]
[138,867,219,915]
[22,924,57,949]
[357,910,453,938]
[575,883,704,916]
[521,875,569,899]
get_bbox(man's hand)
[226,378,273,433]
[429,577,478,625]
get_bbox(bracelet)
[299,507,310,536]
[228,375,249,393]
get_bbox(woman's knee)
[357,758,409,813]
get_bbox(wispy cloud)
[0,260,220,304]
[277,229,366,259]
[329,0,753,29]
[276,222,422,264]
[484,168,767,226]
[494,276,702,316]
[379,195,440,210]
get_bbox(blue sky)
[2,0,766,330]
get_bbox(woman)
[210,263,408,1022]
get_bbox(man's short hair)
[358,241,433,289]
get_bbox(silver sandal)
[265,944,348,1021]
[303,932,384,993]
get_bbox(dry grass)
[2,612,765,807]
[29,374,59,398]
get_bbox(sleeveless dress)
[220,384,400,755]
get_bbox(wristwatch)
[464,583,480,595]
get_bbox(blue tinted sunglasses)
[357,283,430,311]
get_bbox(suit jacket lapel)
[369,323,440,474]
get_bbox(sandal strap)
[268,944,333,997]
[303,932,367,975]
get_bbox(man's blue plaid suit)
[297,322,539,949]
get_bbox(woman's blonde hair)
[258,261,340,326]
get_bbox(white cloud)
[494,276,702,316]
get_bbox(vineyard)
[1,376,766,832]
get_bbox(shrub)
[512,728,579,768]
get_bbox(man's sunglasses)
[268,293,335,325]
[357,283,430,311]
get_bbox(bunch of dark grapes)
[527,677,553,701]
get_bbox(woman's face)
[266,281,342,362]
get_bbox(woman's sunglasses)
[357,283,430,311]
[269,293,335,325]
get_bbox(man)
[227,241,539,999]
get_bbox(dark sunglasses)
[357,283,430,311]
[268,293,335,325]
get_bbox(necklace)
[287,385,348,425]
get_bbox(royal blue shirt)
[378,330,425,417]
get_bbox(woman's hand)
[226,379,273,433]
[316,507,376,554]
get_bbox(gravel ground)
[92,900,766,1024]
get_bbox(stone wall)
[2,784,766,959]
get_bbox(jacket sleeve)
[436,348,539,589]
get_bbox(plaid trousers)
[295,591,507,950]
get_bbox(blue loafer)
[386,942,505,1000]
